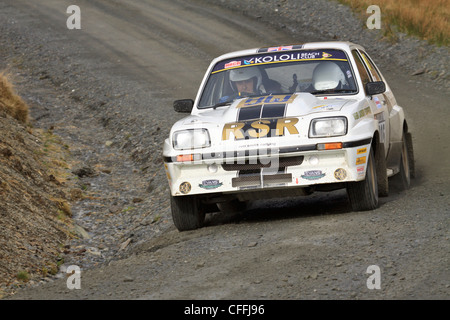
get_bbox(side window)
[352,50,371,92]
[360,51,382,82]
[199,72,234,108]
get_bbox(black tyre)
[170,194,205,231]
[392,132,411,190]
[376,142,389,197]
[405,132,415,179]
[347,147,379,211]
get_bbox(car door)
[352,49,390,157]
[359,50,405,171]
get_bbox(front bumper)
[164,138,372,197]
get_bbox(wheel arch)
[403,119,409,134]
[371,129,381,157]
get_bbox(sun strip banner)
[212,49,348,74]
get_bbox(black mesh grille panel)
[222,156,303,171]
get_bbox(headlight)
[173,129,211,150]
[309,117,347,138]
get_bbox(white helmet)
[229,67,263,92]
[312,61,347,90]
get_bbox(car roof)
[212,41,363,62]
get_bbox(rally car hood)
[184,93,353,125]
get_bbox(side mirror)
[173,99,194,113]
[365,81,386,96]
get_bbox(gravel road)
[1,0,449,300]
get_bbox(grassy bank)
[0,72,29,123]
[338,0,449,46]
[0,72,74,296]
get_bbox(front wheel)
[347,147,379,211]
[170,194,205,231]
[376,142,389,197]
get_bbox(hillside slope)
[0,74,72,295]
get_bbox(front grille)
[232,173,292,188]
[232,174,261,188]
[222,156,303,171]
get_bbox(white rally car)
[163,41,414,231]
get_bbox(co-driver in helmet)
[308,61,349,92]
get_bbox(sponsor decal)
[357,147,367,154]
[356,156,367,165]
[258,44,303,53]
[379,121,386,143]
[212,50,348,74]
[199,179,223,189]
[334,168,347,181]
[164,163,171,181]
[224,98,299,140]
[268,45,293,52]
[357,165,365,178]
[237,142,277,149]
[301,170,326,180]
[244,52,321,65]
[312,103,341,111]
[179,182,192,194]
[236,94,296,109]
[353,107,371,120]
[374,113,387,144]
[373,96,382,109]
[224,60,241,69]
[222,117,299,140]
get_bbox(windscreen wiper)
[212,100,234,109]
[211,92,289,109]
[310,89,354,95]
[211,93,267,109]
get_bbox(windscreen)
[198,49,357,109]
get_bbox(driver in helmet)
[230,67,265,95]
[218,67,266,103]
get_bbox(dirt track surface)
[1,0,449,299]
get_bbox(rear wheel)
[392,132,411,190]
[347,147,379,211]
[405,132,415,179]
[170,194,205,231]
